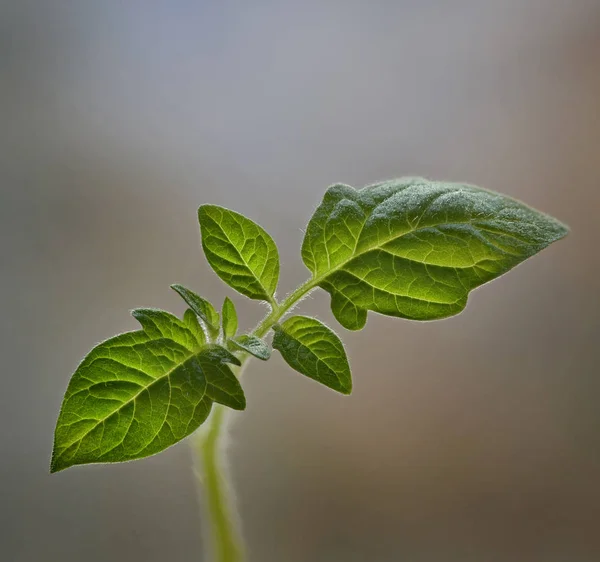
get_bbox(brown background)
[1,1,599,561]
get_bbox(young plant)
[51,178,568,561]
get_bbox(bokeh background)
[1,1,599,561]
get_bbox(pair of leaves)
[52,177,567,472]
[198,206,353,394]
[272,178,566,398]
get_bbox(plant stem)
[252,277,318,338]
[195,403,244,562]
[193,276,318,562]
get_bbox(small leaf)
[200,343,242,367]
[198,205,280,302]
[171,284,219,336]
[222,297,238,339]
[272,316,352,394]
[183,308,207,347]
[302,178,569,329]
[51,310,245,473]
[199,344,245,410]
[228,335,271,361]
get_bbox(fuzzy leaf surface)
[228,335,271,361]
[272,316,351,394]
[302,178,568,329]
[198,205,279,302]
[171,284,219,335]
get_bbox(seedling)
[51,178,568,561]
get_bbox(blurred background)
[1,1,599,561]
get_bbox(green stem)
[194,403,244,562]
[193,276,318,562]
[252,277,319,338]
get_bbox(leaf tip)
[540,210,569,241]
[556,219,570,238]
[337,377,353,395]
[130,308,146,320]
[197,204,219,220]
[49,451,67,474]
[169,284,188,302]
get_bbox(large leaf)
[272,316,352,394]
[302,178,569,329]
[198,205,280,302]
[51,309,244,473]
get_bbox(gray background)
[1,1,599,561]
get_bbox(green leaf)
[222,297,238,340]
[302,178,569,329]
[228,335,271,361]
[171,284,219,336]
[183,308,207,347]
[272,316,352,394]
[199,344,245,410]
[51,309,245,473]
[198,205,280,302]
